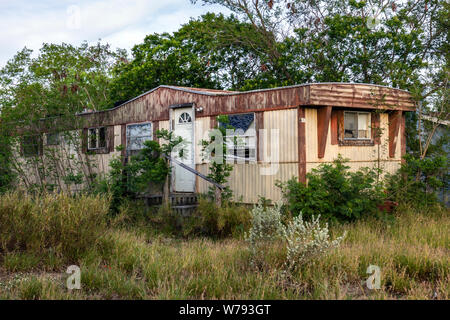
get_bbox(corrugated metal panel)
[263,109,298,163]
[194,117,210,164]
[158,120,170,131]
[227,163,298,203]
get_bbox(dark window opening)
[22,135,41,157]
[88,127,107,150]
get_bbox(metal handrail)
[162,154,224,190]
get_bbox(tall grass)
[0,193,448,300]
[0,192,109,264]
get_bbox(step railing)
[162,154,224,190]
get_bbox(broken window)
[220,113,257,162]
[88,127,107,150]
[126,122,152,156]
[344,111,371,139]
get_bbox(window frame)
[125,122,153,156]
[87,127,107,150]
[220,112,257,163]
[21,134,42,157]
[343,111,372,140]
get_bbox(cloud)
[0,0,230,67]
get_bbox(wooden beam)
[121,124,126,158]
[317,106,332,158]
[330,109,338,145]
[401,112,406,163]
[153,121,159,143]
[388,111,402,158]
[371,113,381,145]
[298,107,306,183]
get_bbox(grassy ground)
[0,204,448,300]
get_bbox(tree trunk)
[215,186,222,207]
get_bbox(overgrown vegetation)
[386,154,448,207]
[0,192,448,300]
[94,129,184,213]
[200,115,234,204]
[0,192,109,265]
[277,156,386,223]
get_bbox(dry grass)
[0,197,448,300]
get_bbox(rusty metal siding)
[77,84,414,129]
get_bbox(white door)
[172,108,195,192]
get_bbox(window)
[88,127,107,150]
[46,132,60,146]
[22,135,42,157]
[126,122,152,156]
[344,111,371,139]
[178,112,192,123]
[220,113,256,162]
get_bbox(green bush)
[386,154,448,207]
[183,198,251,238]
[0,192,109,262]
[277,156,386,223]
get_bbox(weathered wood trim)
[339,139,375,146]
[108,125,115,153]
[337,110,345,143]
[121,124,126,158]
[81,128,88,154]
[298,107,306,183]
[317,106,332,158]
[401,112,406,163]
[153,121,159,143]
[210,115,217,129]
[330,109,338,145]
[255,112,264,162]
[388,110,402,158]
[371,113,381,144]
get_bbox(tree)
[0,42,125,192]
[109,13,270,102]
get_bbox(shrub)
[283,214,346,272]
[386,154,448,207]
[183,198,251,238]
[245,201,286,268]
[0,192,109,262]
[246,200,346,271]
[277,156,386,222]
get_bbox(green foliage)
[245,199,346,271]
[0,192,109,262]
[386,154,448,207]
[277,156,386,223]
[183,197,251,238]
[94,129,184,213]
[283,214,346,272]
[200,115,234,203]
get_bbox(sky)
[0,0,230,68]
